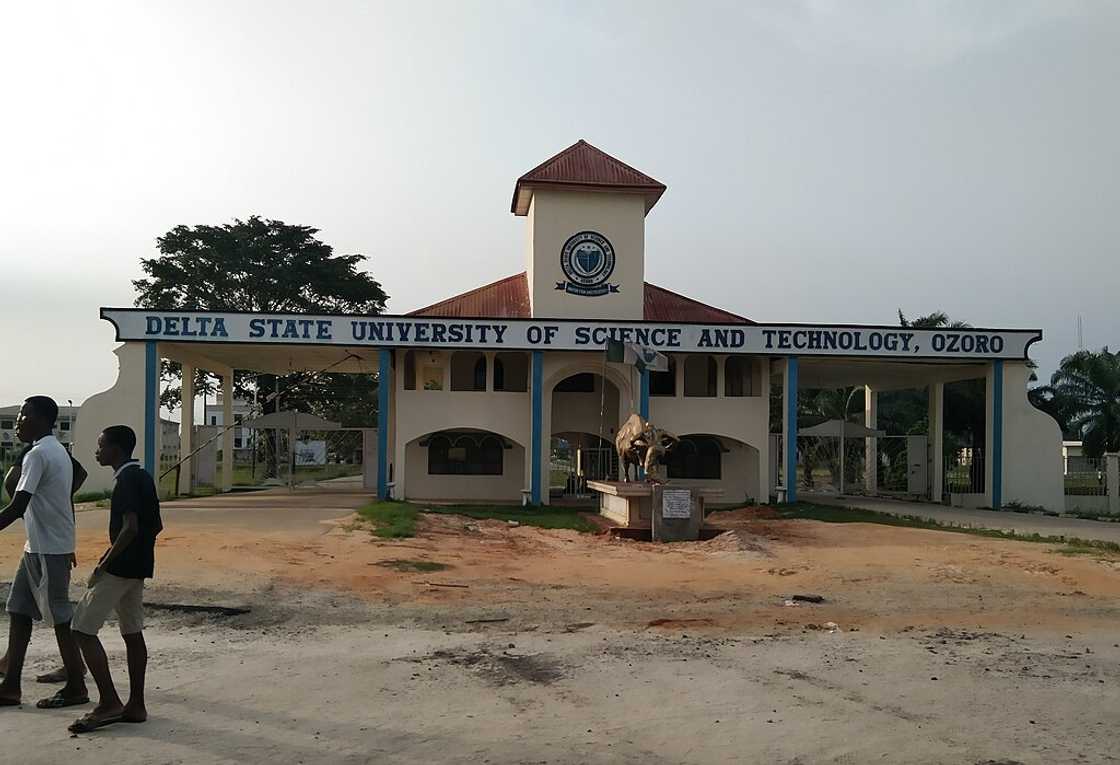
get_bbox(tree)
[134,217,389,474]
[1033,348,1120,457]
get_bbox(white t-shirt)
[16,435,75,555]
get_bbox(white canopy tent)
[798,419,886,496]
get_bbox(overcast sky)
[1,1,1116,408]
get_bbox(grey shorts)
[72,572,144,636]
[7,553,74,624]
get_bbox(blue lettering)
[165,317,180,336]
[145,317,162,335]
[316,320,332,340]
[575,327,591,345]
[250,319,266,339]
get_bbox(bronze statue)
[616,413,679,482]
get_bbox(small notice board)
[661,489,692,519]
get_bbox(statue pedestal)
[588,481,723,541]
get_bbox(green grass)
[775,502,1120,556]
[357,501,420,538]
[354,500,597,538]
[74,490,113,504]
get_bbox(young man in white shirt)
[0,396,88,709]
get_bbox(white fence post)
[1107,453,1120,515]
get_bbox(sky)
[1,0,1117,408]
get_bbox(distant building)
[1,404,79,450]
[203,394,255,458]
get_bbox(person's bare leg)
[51,623,87,701]
[35,666,74,683]
[73,632,123,722]
[0,614,33,704]
[0,650,8,675]
[121,632,147,722]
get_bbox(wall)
[404,440,525,502]
[666,438,761,505]
[526,189,646,320]
[1000,361,1065,512]
[72,343,150,494]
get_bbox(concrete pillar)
[178,364,195,496]
[674,354,684,398]
[782,357,799,503]
[221,370,234,492]
[485,351,496,392]
[985,361,1004,509]
[757,357,771,502]
[143,342,158,477]
[715,355,726,398]
[530,350,543,505]
[639,368,650,420]
[928,381,944,503]
[864,386,877,494]
[1106,453,1119,515]
[378,349,391,499]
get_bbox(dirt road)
[0,493,1117,763]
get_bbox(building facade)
[79,140,1064,512]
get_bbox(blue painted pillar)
[530,351,544,505]
[785,357,799,503]
[639,368,650,420]
[377,349,392,500]
[991,360,1003,510]
[143,341,158,477]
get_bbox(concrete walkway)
[805,492,1120,545]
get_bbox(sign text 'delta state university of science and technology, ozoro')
[100,309,1041,360]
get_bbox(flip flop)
[36,691,89,709]
[69,713,123,733]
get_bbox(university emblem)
[557,231,619,297]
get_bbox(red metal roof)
[511,140,667,216]
[409,273,750,324]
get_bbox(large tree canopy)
[135,216,387,314]
[134,216,388,421]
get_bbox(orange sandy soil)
[25,504,1117,636]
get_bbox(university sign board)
[100,309,1041,361]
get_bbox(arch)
[684,355,718,397]
[405,424,525,451]
[666,434,723,479]
[424,429,506,475]
[494,352,528,392]
[724,356,753,397]
[544,362,633,401]
[450,351,486,391]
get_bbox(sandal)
[36,690,89,709]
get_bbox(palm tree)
[1035,348,1120,457]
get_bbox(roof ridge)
[408,273,526,315]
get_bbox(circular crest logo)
[557,231,618,296]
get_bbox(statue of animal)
[615,413,680,482]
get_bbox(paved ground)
[806,492,1120,544]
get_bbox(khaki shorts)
[72,571,144,636]
[7,553,74,624]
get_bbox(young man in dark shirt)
[68,425,161,733]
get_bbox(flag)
[605,339,668,372]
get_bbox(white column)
[928,382,944,503]
[485,351,496,392]
[178,364,195,495]
[864,386,877,494]
[1106,453,1119,515]
[221,369,234,492]
[757,357,771,502]
[674,354,684,398]
[715,355,726,398]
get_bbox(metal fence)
[1064,457,1107,496]
[945,448,985,495]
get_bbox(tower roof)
[511,140,667,216]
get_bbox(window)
[427,432,504,475]
[684,356,717,397]
[650,357,677,397]
[210,416,218,426]
[494,353,528,392]
[666,436,723,479]
[450,352,486,391]
[421,366,443,391]
[724,357,753,397]
[403,350,417,390]
[555,373,595,393]
[234,437,243,449]
[60,420,71,431]
[0,420,13,430]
